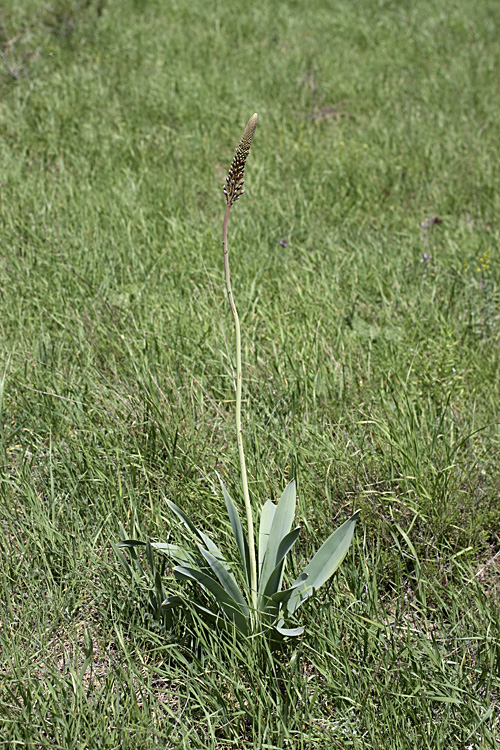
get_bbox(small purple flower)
[420,252,431,263]
[279,237,287,247]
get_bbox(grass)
[0,0,499,746]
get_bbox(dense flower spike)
[223,113,258,206]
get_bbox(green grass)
[0,0,499,746]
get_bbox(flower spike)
[223,113,258,207]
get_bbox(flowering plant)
[118,114,359,637]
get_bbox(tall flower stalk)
[118,113,359,641]
[222,113,259,611]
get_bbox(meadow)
[0,0,499,747]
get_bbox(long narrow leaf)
[120,539,201,569]
[258,499,276,578]
[270,572,309,603]
[113,542,137,579]
[150,542,199,567]
[118,539,147,548]
[198,547,249,616]
[167,500,230,568]
[263,572,309,621]
[116,540,147,579]
[258,481,296,597]
[173,564,250,634]
[220,480,251,589]
[258,527,301,606]
[167,500,205,542]
[161,596,218,628]
[287,510,360,615]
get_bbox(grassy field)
[1,0,499,747]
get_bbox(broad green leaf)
[173,564,250,634]
[274,624,304,637]
[145,541,168,622]
[161,596,221,629]
[258,527,300,607]
[113,542,136,578]
[287,510,360,615]
[116,539,143,576]
[160,595,183,629]
[167,500,204,541]
[258,499,276,578]
[161,595,184,610]
[220,480,251,589]
[198,547,249,616]
[258,481,296,597]
[262,571,309,621]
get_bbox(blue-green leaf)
[198,547,249,616]
[259,527,300,605]
[258,499,276,578]
[258,481,296,598]
[287,510,360,615]
[120,538,203,569]
[274,624,304,637]
[167,500,230,568]
[152,542,200,568]
[161,596,218,627]
[220,480,251,589]
[262,571,308,621]
[173,564,250,634]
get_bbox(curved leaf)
[167,500,230,569]
[167,500,206,542]
[287,510,360,615]
[173,564,250,634]
[220,480,251,588]
[258,527,300,607]
[258,499,276,578]
[162,596,218,627]
[115,540,148,578]
[258,481,296,596]
[153,542,201,568]
[262,571,308,621]
[274,624,304,637]
[120,539,202,569]
[198,547,249,616]
[118,539,147,549]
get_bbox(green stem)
[222,202,258,613]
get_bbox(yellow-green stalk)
[222,114,258,612]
